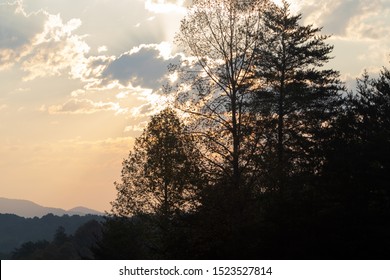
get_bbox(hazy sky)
[1,0,389,212]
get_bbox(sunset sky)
[1,0,390,212]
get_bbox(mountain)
[0,197,103,218]
[68,206,104,216]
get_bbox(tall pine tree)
[253,0,342,193]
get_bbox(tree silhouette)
[99,2,390,260]
[253,0,342,192]
[313,65,390,258]
[111,107,203,218]
[109,108,204,258]
[174,0,269,192]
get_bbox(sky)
[1,0,389,212]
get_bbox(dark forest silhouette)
[96,0,390,259]
[0,214,103,259]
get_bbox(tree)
[174,0,269,192]
[93,217,148,259]
[53,226,68,246]
[323,67,390,211]
[311,65,390,259]
[253,0,342,192]
[111,107,203,218]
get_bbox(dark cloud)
[0,2,45,49]
[101,45,181,90]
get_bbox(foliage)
[0,213,104,256]
[10,220,103,260]
[252,0,343,192]
[111,108,204,218]
[93,217,148,259]
[173,0,269,191]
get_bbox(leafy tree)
[11,240,50,260]
[73,220,103,259]
[172,1,279,256]
[253,0,343,192]
[53,226,68,245]
[109,108,203,258]
[93,217,148,259]
[10,219,103,260]
[111,107,203,218]
[174,0,269,191]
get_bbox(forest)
[95,0,390,260]
[0,214,104,259]
[7,0,390,259]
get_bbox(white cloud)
[299,0,390,40]
[47,98,126,115]
[70,89,85,97]
[0,2,91,80]
[295,0,390,90]
[21,14,90,81]
[97,45,108,53]
[124,122,147,133]
[116,91,130,99]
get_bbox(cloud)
[0,1,45,70]
[300,0,390,40]
[97,45,108,53]
[47,98,126,115]
[1,0,185,97]
[0,1,44,49]
[72,54,114,88]
[101,42,181,90]
[124,122,148,133]
[295,0,390,87]
[21,14,90,81]
[0,2,91,80]
[57,136,135,155]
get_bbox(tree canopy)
[111,107,203,218]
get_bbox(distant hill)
[0,213,105,255]
[68,206,104,216]
[0,197,104,218]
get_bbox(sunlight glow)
[145,0,187,14]
[272,0,300,14]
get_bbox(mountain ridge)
[0,197,104,218]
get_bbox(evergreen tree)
[253,0,342,192]
[315,65,390,258]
